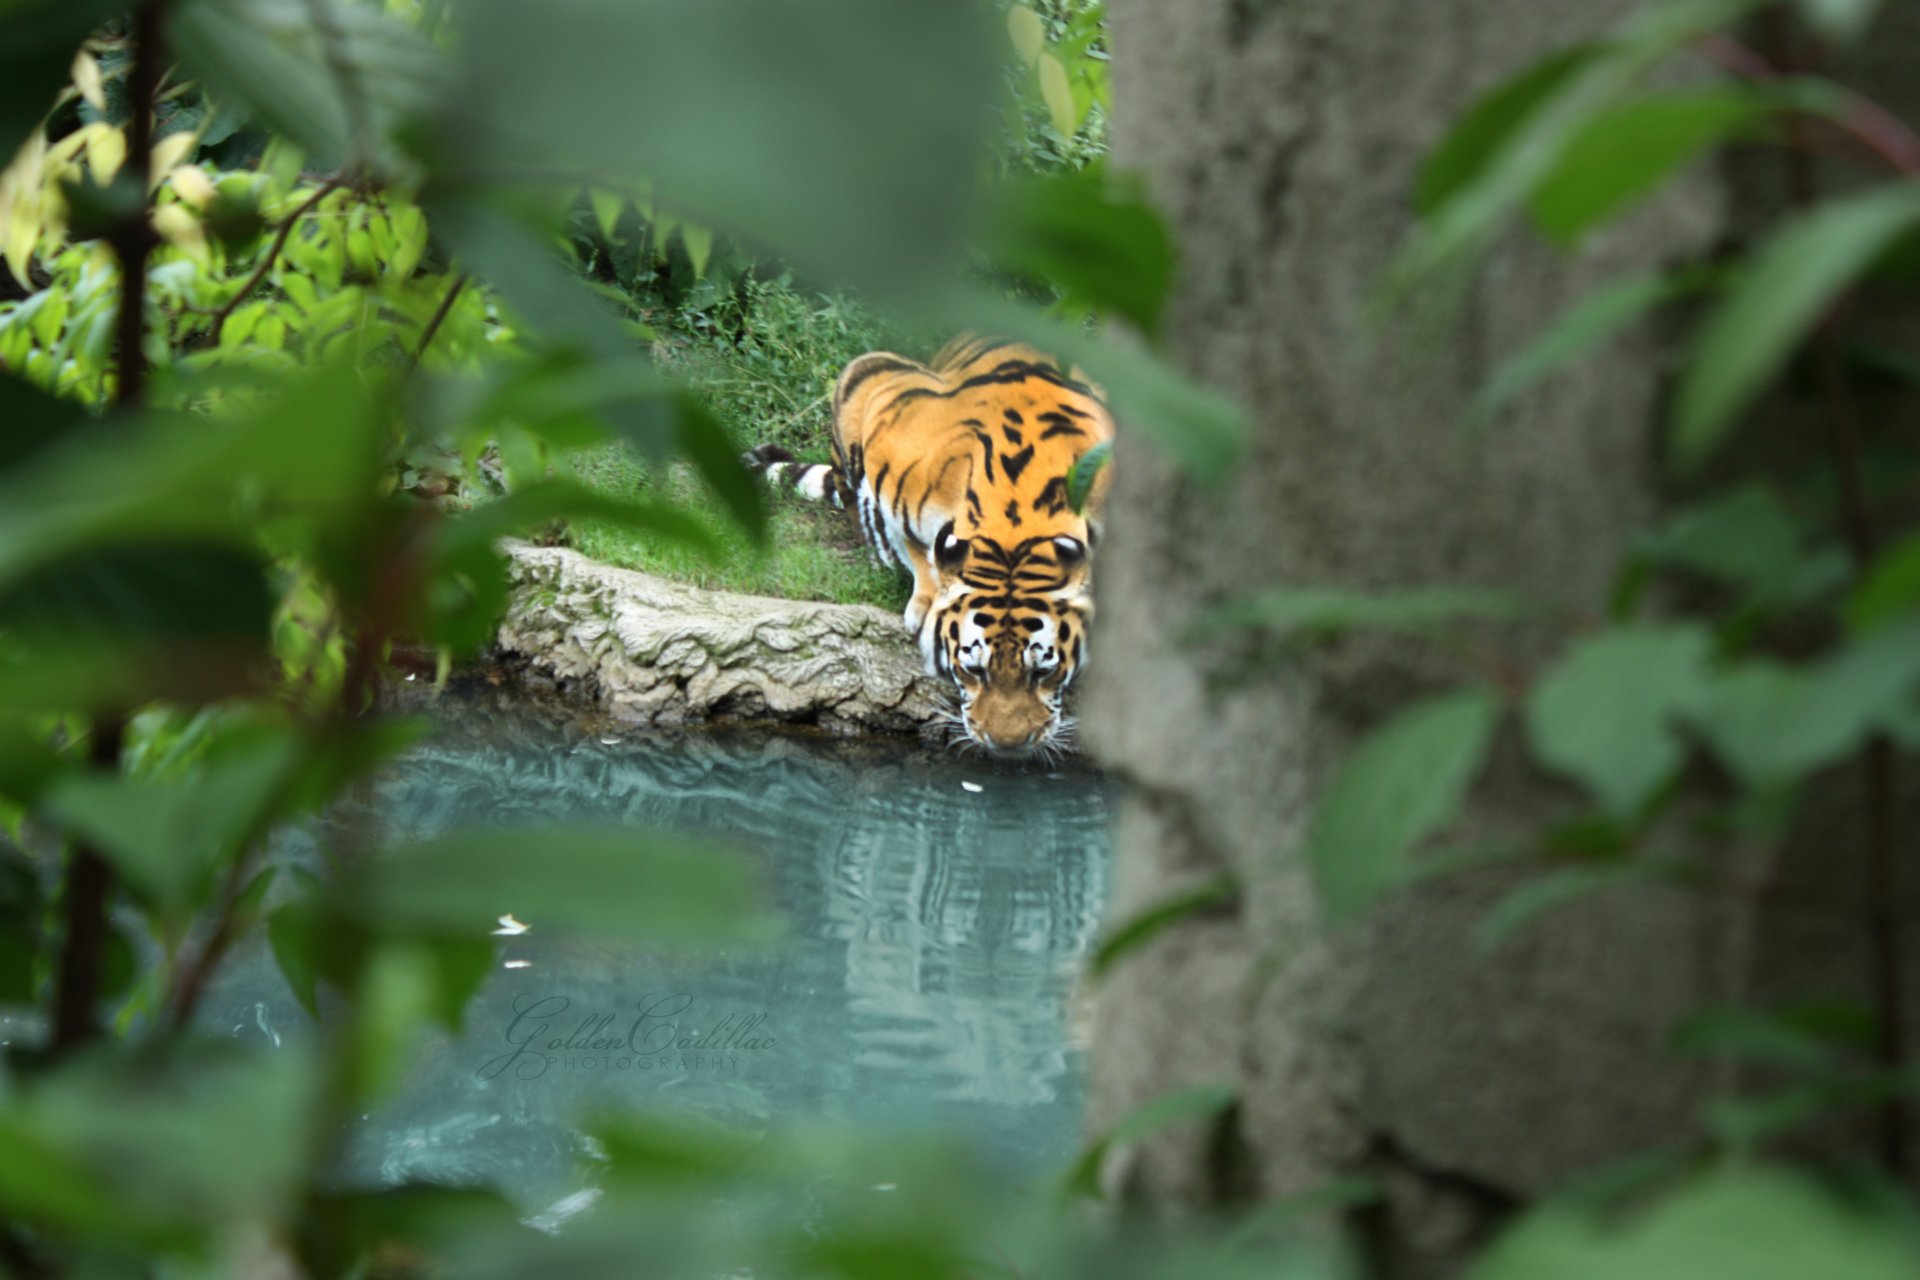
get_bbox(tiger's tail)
[740,443,848,509]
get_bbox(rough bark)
[496,541,946,734]
[1084,1,1918,1274]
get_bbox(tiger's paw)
[903,594,932,636]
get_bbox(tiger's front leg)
[900,539,937,636]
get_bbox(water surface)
[204,690,1115,1208]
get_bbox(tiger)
[743,334,1114,758]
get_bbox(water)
[201,689,1115,1210]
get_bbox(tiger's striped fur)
[743,334,1114,757]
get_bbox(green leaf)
[1635,486,1848,608]
[268,901,321,1017]
[1037,52,1078,137]
[1006,5,1045,66]
[0,361,386,600]
[1307,689,1502,921]
[20,1048,319,1244]
[1415,45,1600,216]
[0,718,69,805]
[1471,1166,1920,1280]
[353,827,772,944]
[1672,180,1920,472]
[1470,268,1714,425]
[298,1185,523,1280]
[1090,872,1239,979]
[0,1111,175,1246]
[1060,1083,1237,1202]
[0,368,86,474]
[41,724,304,920]
[1688,619,1920,786]
[171,0,437,167]
[1672,1007,1851,1074]
[1476,863,1658,952]
[0,542,282,713]
[0,541,277,643]
[1066,439,1110,514]
[1849,530,1920,630]
[988,173,1174,336]
[1395,0,1763,293]
[423,935,494,1033]
[673,396,767,545]
[1525,623,1711,818]
[1529,90,1771,245]
[441,0,995,297]
[1191,584,1530,643]
[445,481,721,559]
[588,188,625,240]
[679,223,713,279]
[1701,1087,1833,1152]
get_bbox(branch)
[49,719,126,1054]
[407,270,469,372]
[207,177,343,344]
[1699,33,1920,175]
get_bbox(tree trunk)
[1086,1,1918,1273]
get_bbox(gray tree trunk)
[1085,1,1918,1274]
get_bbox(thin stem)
[49,719,126,1054]
[207,177,343,343]
[1698,32,1920,176]
[407,270,469,372]
[164,847,257,1033]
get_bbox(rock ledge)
[495,540,946,735]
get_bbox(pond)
[197,686,1117,1216]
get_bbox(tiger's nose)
[980,728,1042,757]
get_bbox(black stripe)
[891,457,920,507]
[837,355,922,409]
[972,432,995,483]
[879,386,934,418]
[1001,443,1035,484]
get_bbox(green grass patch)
[565,444,909,612]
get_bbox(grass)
[560,275,921,611]
[565,444,910,612]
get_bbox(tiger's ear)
[935,522,969,570]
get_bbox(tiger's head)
[919,524,1092,759]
